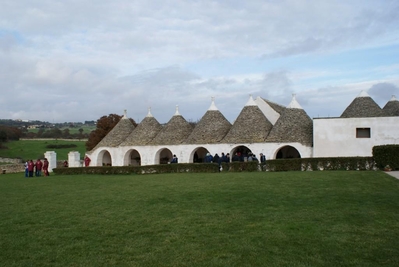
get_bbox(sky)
[1,0,398,124]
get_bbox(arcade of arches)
[96,145,301,166]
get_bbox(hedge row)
[373,144,399,170]
[53,157,376,175]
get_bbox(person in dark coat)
[171,154,178,163]
[260,153,266,163]
[213,153,219,164]
[232,153,240,162]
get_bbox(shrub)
[373,145,399,170]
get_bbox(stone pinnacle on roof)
[287,94,303,109]
[174,105,180,116]
[146,107,153,117]
[92,111,136,150]
[245,95,257,106]
[266,95,313,146]
[184,97,231,144]
[208,97,218,110]
[383,95,399,116]
[223,95,273,143]
[150,106,193,145]
[341,90,384,118]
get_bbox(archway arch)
[275,146,301,159]
[190,147,210,163]
[231,145,252,162]
[124,149,141,166]
[155,148,173,164]
[97,150,112,166]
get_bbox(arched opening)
[275,146,301,159]
[231,145,253,162]
[155,148,173,164]
[97,150,112,166]
[124,149,141,166]
[191,147,210,163]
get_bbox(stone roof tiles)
[383,95,399,116]
[266,96,313,146]
[121,112,163,146]
[341,91,384,118]
[223,96,273,143]
[150,112,193,145]
[93,116,136,149]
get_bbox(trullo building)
[85,91,399,166]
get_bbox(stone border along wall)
[1,164,24,174]
[0,157,23,164]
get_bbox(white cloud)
[0,0,398,123]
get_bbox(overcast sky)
[1,0,398,123]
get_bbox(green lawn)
[1,171,399,266]
[0,140,87,160]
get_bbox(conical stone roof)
[341,91,384,118]
[184,98,232,144]
[266,95,313,146]
[121,108,163,146]
[223,96,273,143]
[150,106,193,145]
[93,111,136,149]
[383,95,399,116]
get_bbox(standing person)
[27,160,34,177]
[213,153,220,164]
[260,153,266,163]
[204,153,213,163]
[170,154,178,163]
[24,161,29,177]
[232,153,240,162]
[84,156,91,167]
[35,159,43,177]
[43,158,49,176]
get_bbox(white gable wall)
[313,117,399,157]
[254,97,280,125]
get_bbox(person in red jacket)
[35,159,43,177]
[84,156,91,167]
[28,160,34,177]
[43,158,49,176]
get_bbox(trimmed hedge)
[53,157,376,175]
[265,157,375,172]
[373,144,399,170]
[46,144,77,149]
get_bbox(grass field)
[0,140,87,160]
[1,171,399,266]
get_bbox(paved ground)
[385,171,399,179]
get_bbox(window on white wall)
[356,128,371,138]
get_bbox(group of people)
[205,151,267,164]
[24,158,49,177]
[204,152,230,165]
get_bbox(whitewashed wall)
[88,142,312,166]
[313,117,399,157]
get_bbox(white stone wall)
[68,151,82,167]
[44,151,57,172]
[313,117,399,157]
[88,143,313,167]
